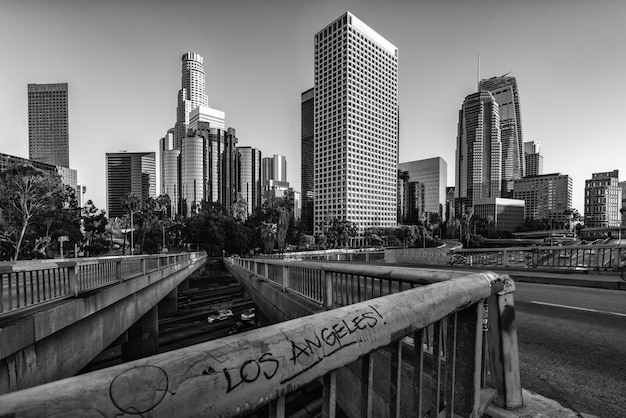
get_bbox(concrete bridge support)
[121,306,159,362]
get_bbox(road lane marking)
[530,301,626,317]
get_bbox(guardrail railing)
[0,259,521,418]
[450,244,625,271]
[0,253,203,315]
[260,248,386,262]
[228,257,522,416]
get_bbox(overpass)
[0,252,206,394]
[0,253,523,417]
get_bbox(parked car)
[207,309,234,323]
[241,307,255,322]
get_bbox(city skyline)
[1,0,625,212]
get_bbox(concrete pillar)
[158,288,178,316]
[121,306,158,362]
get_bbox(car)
[241,307,255,322]
[207,309,234,323]
[228,321,255,335]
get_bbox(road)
[513,282,626,418]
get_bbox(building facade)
[455,90,501,212]
[235,146,262,217]
[397,157,447,222]
[513,173,572,225]
[28,83,70,168]
[479,75,524,196]
[474,198,525,233]
[301,88,315,233]
[584,170,621,228]
[262,154,287,188]
[0,152,77,191]
[313,12,399,234]
[523,141,543,177]
[105,152,156,218]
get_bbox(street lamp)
[130,210,140,256]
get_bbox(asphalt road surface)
[513,282,626,418]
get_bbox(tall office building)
[162,52,237,217]
[397,157,447,222]
[479,75,524,196]
[236,146,262,217]
[301,88,315,233]
[584,170,621,228]
[397,170,425,225]
[313,12,399,234]
[455,91,501,212]
[262,154,287,187]
[28,83,69,167]
[174,53,209,147]
[160,129,180,217]
[105,152,156,218]
[513,173,572,225]
[524,141,543,177]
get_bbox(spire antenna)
[477,52,481,90]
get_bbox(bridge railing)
[0,259,520,418]
[0,253,203,315]
[229,257,522,416]
[260,248,386,262]
[450,244,625,271]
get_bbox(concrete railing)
[0,252,204,314]
[228,257,523,416]
[451,244,625,271]
[0,259,521,418]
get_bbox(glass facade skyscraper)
[28,83,69,168]
[455,91,502,210]
[313,12,399,234]
[479,75,524,197]
[301,88,314,233]
[105,152,156,218]
[236,146,262,216]
[398,157,447,222]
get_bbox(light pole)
[130,210,135,256]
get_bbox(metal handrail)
[0,267,518,418]
[227,257,522,415]
[451,244,625,271]
[0,252,204,314]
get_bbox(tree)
[461,205,474,248]
[81,200,109,256]
[231,193,248,223]
[0,165,76,261]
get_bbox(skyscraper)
[455,91,502,211]
[313,12,399,234]
[105,152,156,218]
[479,75,524,197]
[175,53,209,147]
[261,154,287,185]
[161,52,237,217]
[160,129,180,217]
[301,88,314,233]
[398,157,447,222]
[236,146,262,216]
[523,141,543,177]
[28,83,69,167]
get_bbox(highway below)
[513,281,626,418]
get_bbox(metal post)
[282,265,289,291]
[324,269,333,310]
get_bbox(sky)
[1,0,625,213]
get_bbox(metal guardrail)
[228,257,522,417]
[0,253,203,314]
[0,258,521,418]
[451,244,625,271]
[260,249,386,262]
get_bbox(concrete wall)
[0,255,206,394]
